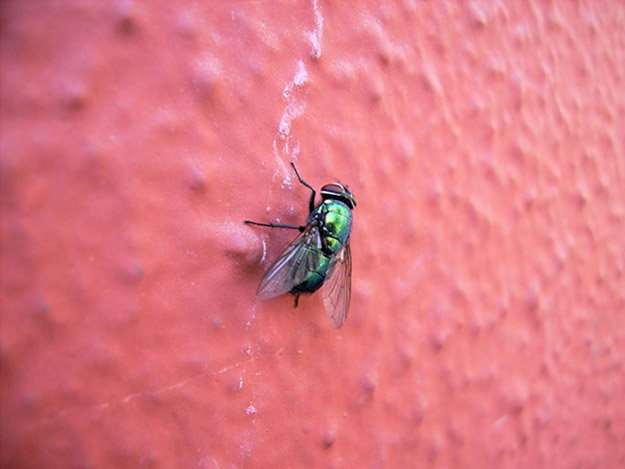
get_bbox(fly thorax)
[320,200,352,254]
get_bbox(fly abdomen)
[290,248,331,294]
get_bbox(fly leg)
[243,220,305,232]
[294,294,300,308]
[290,162,316,214]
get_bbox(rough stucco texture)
[1,1,625,467]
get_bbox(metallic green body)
[290,199,353,294]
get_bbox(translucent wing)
[322,243,352,329]
[256,226,323,299]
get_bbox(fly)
[244,163,356,329]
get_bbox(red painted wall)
[2,1,624,467]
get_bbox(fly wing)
[322,243,352,329]
[256,226,323,299]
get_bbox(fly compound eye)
[320,183,344,197]
[321,183,356,209]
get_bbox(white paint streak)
[268,1,323,199]
[309,0,324,58]
[121,360,252,404]
[273,60,309,177]
[30,349,285,430]
[246,303,258,329]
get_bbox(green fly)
[244,163,356,329]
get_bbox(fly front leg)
[290,162,316,214]
[243,220,305,232]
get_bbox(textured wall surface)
[2,1,625,467]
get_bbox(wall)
[1,1,624,467]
